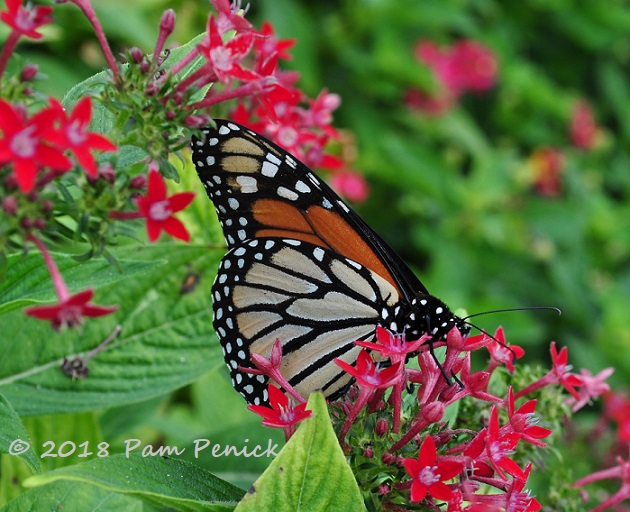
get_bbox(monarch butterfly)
[191,120,468,406]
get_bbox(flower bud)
[377,484,390,496]
[375,418,389,437]
[21,64,39,82]
[363,447,374,459]
[34,218,47,230]
[423,401,445,424]
[42,200,54,213]
[382,452,396,465]
[130,47,144,63]
[160,9,176,35]
[140,60,150,73]
[165,110,176,120]
[2,196,18,215]
[21,218,35,229]
[130,174,147,190]
[185,114,210,128]
[99,164,116,184]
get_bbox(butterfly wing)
[212,237,401,404]
[191,120,428,302]
[191,120,445,404]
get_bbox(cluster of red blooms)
[246,326,614,510]
[188,4,370,202]
[402,35,601,199]
[405,40,498,115]
[0,0,363,331]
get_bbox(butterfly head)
[406,293,470,342]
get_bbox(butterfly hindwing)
[211,237,401,405]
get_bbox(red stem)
[0,31,20,80]
[69,0,119,78]
[27,233,70,303]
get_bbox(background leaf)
[0,244,223,416]
[23,454,244,512]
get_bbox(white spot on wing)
[277,186,299,201]
[262,161,279,177]
[236,175,258,193]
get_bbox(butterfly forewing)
[191,121,428,301]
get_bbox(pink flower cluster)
[406,39,498,115]
[247,327,612,509]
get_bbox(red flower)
[486,406,526,480]
[570,100,598,149]
[505,464,542,511]
[505,387,552,447]
[566,367,613,413]
[248,384,312,440]
[254,21,295,61]
[0,100,72,193]
[0,0,53,39]
[335,350,402,390]
[135,168,195,242]
[48,97,117,177]
[446,40,498,94]
[550,342,582,399]
[210,0,253,35]
[25,289,117,331]
[356,326,429,365]
[485,326,525,373]
[198,16,258,83]
[403,435,463,502]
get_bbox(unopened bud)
[2,196,18,215]
[185,114,210,128]
[21,64,39,82]
[130,47,144,63]
[375,418,388,437]
[382,452,396,465]
[130,174,147,190]
[99,164,116,184]
[34,218,47,230]
[423,401,445,424]
[160,9,176,35]
[363,447,374,459]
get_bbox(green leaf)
[0,251,158,316]
[235,393,364,512]
[0,480,143,512]
[23,454,244,512]
[0,394,40,474]
[0,244,224,416]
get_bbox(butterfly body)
[191,120,465,405]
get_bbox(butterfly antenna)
[462,306,561,321]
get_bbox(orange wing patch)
[252,199,400,294]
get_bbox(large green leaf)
[0,393,40,474]
[235,393,364,512]
[0,480,142,512]
[22,454,244,512]
[0,244,223,416]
